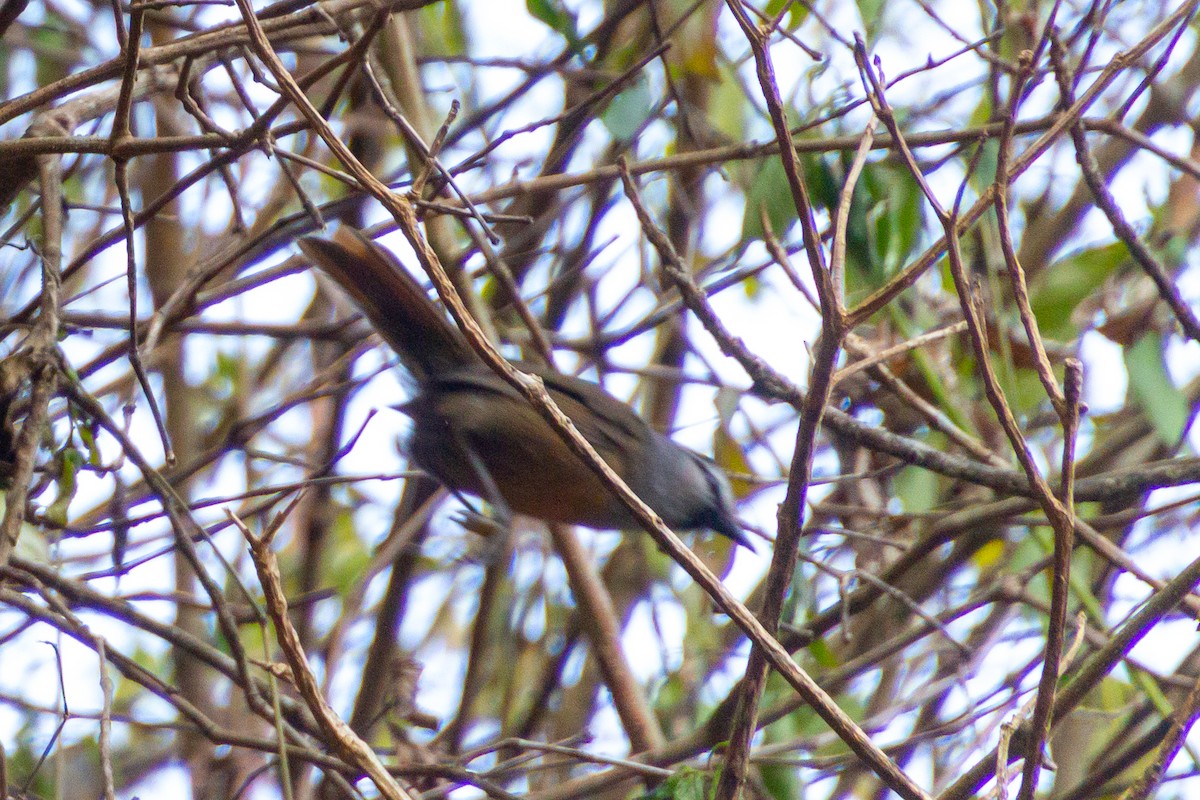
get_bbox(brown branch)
[714,4,890,797]
[938,548,1200,800]
[233,509,416,800]
[0,0,438,126]
[0,121,64,568]
[847,0,1200,327]
[233,6,932,798]
[546,523,667,753]
[1058,45,1200,343]
[1122,668,1200,800]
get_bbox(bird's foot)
[452,508,513,565]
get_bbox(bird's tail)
[298,228,478,378]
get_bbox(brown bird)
[298,228,750,548]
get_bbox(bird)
[298,227,751,548]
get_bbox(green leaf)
[969,138,1000,190]
[857,0,887,38]
[1031,243,1126,339]
[69,401,104,467]
[77,417,101,467]
[215,350,241,385]
[765,0,809,30]
[741,158,795,241]
[870,163,924,277]
[1125,332,1188,445]
[323,505,373,592]
[667,0,719,80]
[419,0,468,57]
[44,447,83,527]
[525,0,580,49]
[757,711,807,798]
[1095,675,1138,711]
[811,159,928,298]
[673,770,709,800]
[601,76,651,140]
[707,63,748,143]
[761,757,805,800]
[895,462,939,513]
[802,152,840,210]
[712,387,755,500]
[31,12,73,88]
[0,37,8,101]
[640,767,710,800]
[805,635,838,669]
